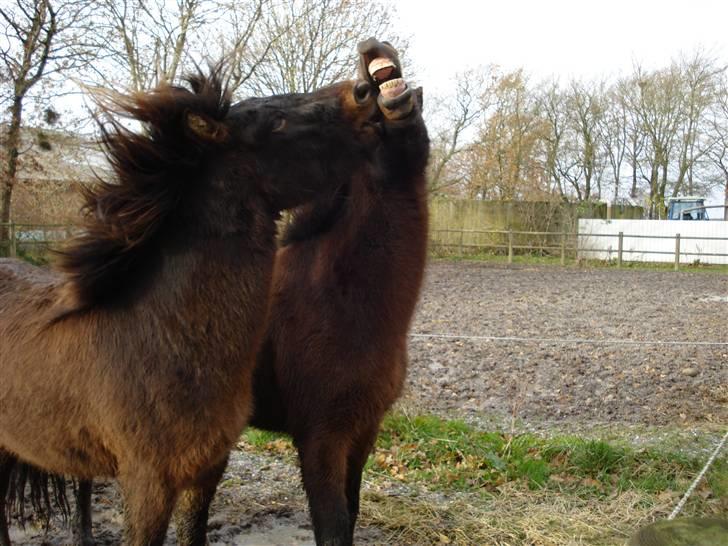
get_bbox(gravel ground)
[9,261,727,544]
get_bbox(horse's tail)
[4,461,70,527]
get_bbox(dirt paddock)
[405,261,727,427]
[9,261,727,544]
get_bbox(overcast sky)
[395,0,728,92]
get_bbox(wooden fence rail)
[429,228,728,270]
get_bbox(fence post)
[617,232,623,268]
[508,230,513,264]
[9,222,16,258]
[674,233,680,271]
[560,232,566,265]
[459,229,464,257]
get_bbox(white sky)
[395,0,728,93]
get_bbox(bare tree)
[671,52,721,196]
[240,0,407,96]
[217,0,271,93]
[88,0,219,92]
[623,65,684,217]
[538,80,568,199]
[0,0,94,238]
[597,84,630,202]
[612,76,647,201]
[707,73,728,219]
[565,79,605,201]
[427,67,491,194]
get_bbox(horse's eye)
[354,81,371,104]
[271,116,287,133]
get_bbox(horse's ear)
[186,112,228,144]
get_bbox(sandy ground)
[8,261,727,544]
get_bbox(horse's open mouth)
[357,38,416,120]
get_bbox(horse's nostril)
[354,81,372,104]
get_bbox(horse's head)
[221,78,382,212]
[280,39,429,246]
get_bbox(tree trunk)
[1,97,23,243]
[659,161,669,218]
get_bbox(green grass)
[373,414,726,503]
[239,412,726,514]
[0,247,53,265]
[16,247,51,266]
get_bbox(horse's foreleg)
[0,452,16,546]
[119,470,176,546]
[297,434,351,546]
[344,428,377,538]
[72,480,94,546]
[174,455,228,546]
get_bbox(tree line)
[428,54,728,218]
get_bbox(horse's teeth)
[380,78,404,89]
[380,78,407,99]
[368,57,395,77]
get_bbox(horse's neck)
[327,174,428,304]
[120,226,276,364]
[152,232,274,310]
[346,174,427,255]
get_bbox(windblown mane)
[57,67,231,310]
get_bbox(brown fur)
[0,64,384,545]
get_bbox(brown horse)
[0,65,385,546]
[178,38,430,546]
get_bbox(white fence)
[578,219,728,265]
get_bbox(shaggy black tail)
[4,461,70,527]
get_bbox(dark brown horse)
[0,65,385,545]
[179,38,429,546]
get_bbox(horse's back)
[0,258,60,296]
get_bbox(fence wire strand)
[410,332,728,347]
[668,430,728,520]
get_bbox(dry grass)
[359,482,674,546]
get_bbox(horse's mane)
[57,67,231,310]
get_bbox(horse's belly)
[0,421,118,479]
